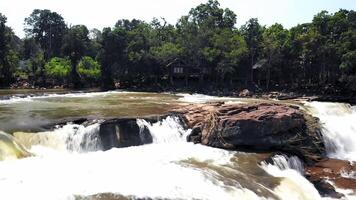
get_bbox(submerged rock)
[305,158,356,198]
[175,102,325,164]
[0,131,31,161]
[99,118,152,150]
[98,116,167,150]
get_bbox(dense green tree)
[124,21,155,82]
[29,51,45,84]
[62,25,90,88]
[0,13,8,86]
[44,57,71,85]
[0,1,355,95]
[97,27,127,89]
[22,38,41,60]
[212,30,248,83]
[241,18,263,84]
[77,56,101,85]
[0,13,19,87]
[87,28,102,58]
[24,9,67,59]
[261,24,290,90]
[151,42,183,84]
[176,0,238,83]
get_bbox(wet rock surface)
[175,102,326,164]
[98,115,169,150]
[99,118,152,150]
[305,158,356,198]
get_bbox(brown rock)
[305,158,356,198]
[175,102,325,164]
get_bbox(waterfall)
[262,154,305,174]
[5,95,356,199]
[13,122,102,153]
[1,114,341,200]
[64,123,102,152]
[0,131,31,160]
[305,102,356,161]
[136,116,191,144]
[260,155,322,200]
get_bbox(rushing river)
[0,90,355,200]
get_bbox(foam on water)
[0,91,125,104]
[3,99,352,199]
[0,142,265,200]
[305,102,356,161]
[261,155,322,200]
[265,154,305,174]
[14,123,102,153]
[137,116,191,144]
[177,93,242,103]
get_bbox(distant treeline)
[0,0,355,93]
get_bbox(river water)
[0,90,355,200]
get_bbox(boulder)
[98,116,167,150]
[305,158,356,198]
[99,118,152,150]
[175,102,325,164]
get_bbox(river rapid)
[0,90,355,200]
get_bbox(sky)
[1,0,355,38]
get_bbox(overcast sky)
[1,0,355,38]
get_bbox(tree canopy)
[0,2,355,94]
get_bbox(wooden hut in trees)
[167,59,201,86]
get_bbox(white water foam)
[0,91,125,104]
[137,116,191,144]
[14,123,102,153]
[261,155,322,200]
[264,154,305,174]
[0,96,35,104]
[177,93,243,104]
[1,112,342,200]
[0,138,266,200]
[305,102,356,161]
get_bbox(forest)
[0,0,356,95]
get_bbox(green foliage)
[23,38,41,60]
[44,57,71,79]
[29,51,45,76]
[340,51,356,73]
[151,42,183,64]
[24,9,67,59]
[208,30,248,80]
[77,56,101,80]
[0,2,355,92]
[62,25,90,62]
[62,25,90,88]
[0,13,19,86]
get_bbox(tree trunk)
[250,52,255,84]
[169,66,174,86]
[185,74,188,87]
[266,55,271,91]
[70,58,80,89]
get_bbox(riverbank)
[123,83,356,104]
[2,86,356,106]
[3,79,356,104]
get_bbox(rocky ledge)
[174,102,326,164]
[305,158,356,198]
